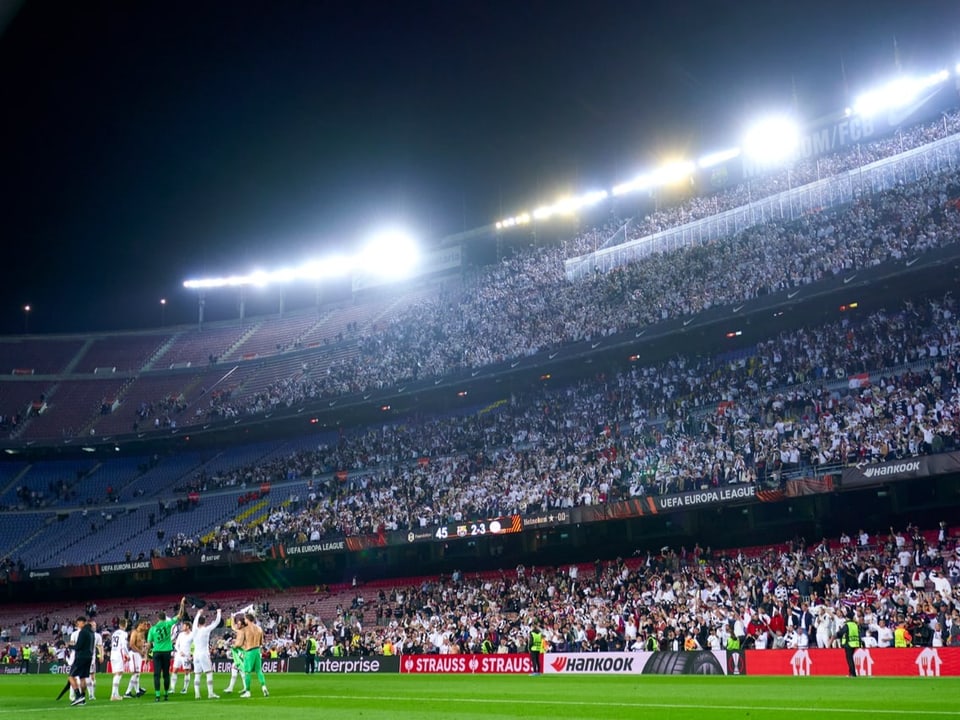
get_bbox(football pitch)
[2,673,959,719]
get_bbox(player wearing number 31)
[146,597,187,702]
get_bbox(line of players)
[66,596,269,705]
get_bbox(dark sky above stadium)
[2,0,959,334]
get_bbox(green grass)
[2,673,959,719]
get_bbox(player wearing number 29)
[109,619,130,701]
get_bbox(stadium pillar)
[197,292,205,330]
[239,288,246,323]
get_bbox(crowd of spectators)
[8,524,958,665]
[294,524,959,657]
[608,109,960,248]
[166,126,960,424]
[146,290,960,559]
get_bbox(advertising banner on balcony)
[842,451,960,488]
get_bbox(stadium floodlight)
[852,69,949,118]
[651,160,695,185]
[532,204,554,221]
[698,147,741,169]
[743,115,800,163]
[358,228,420,279]
[301,255,353,281]
[183,230,420,289]
[579,189,609,206]
[612,174,651,197]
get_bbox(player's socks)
[207,674,216,698]
[112,675,122,698]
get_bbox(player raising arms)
[109,619,130,701]
[190,606,222,699]
[146,597,187,702]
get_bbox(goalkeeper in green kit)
[146,597,186,702]
[224,612,268,697]
[223,615,246,694]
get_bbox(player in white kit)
[170,620,193,694]
[190,607,222,699]
[89,623,104,700]
[66,621,81,703]
[109,619,130,701]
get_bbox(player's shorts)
[243,648,262,674]
[193,655,213,674]
[70,655,93,680]
[127,651,143,673]
[172,653,192,671]
[90,656,98,675]
[109,654,126,674]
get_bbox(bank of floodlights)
[497,189,608,229]
[495,56,960,232]
[851,69,950,118]
[182,228,420,290]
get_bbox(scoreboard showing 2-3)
[433,514,523,541]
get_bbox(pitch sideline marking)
[279,693,960,716]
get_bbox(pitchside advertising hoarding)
[545,651,728,675]
[400,654,533,674]
[10,650,960,677]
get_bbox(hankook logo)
[862,461,920,478]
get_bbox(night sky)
[2,0,959,334]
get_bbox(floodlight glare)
[580,190,608,206]
[743,115,800,163]
[698,147,741,169]
[300,255,354,281]
[653,160,695,185]
[612,174,651,197]
[359,229,420,279]
[852,70,949,118]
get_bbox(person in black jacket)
[68,617,95,706]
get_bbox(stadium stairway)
[221,320,265,362]
[3,513,60,562]
[200,497,271,545]
[0,463,31,500]
[62,338,95,375]
[141,333,180,371]
[8,382,59,440]
[76,377,136,438]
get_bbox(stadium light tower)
[23,304,30,334]
[160,298,167,326]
